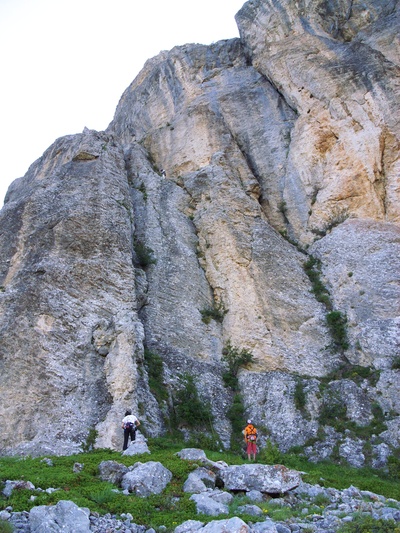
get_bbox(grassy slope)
[0,438,399,531]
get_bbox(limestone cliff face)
[111,39,339,378]
[0,0,398,458]
[0,132,146,453]
[236,0,400,237]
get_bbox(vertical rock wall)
[0,131,145,454]
[236,0,400,241]
[0,0,398,456]
[109,40,341,377]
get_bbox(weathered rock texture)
[218,464,301,494]
[0,132,145,454]
[0,0,398,459]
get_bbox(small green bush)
[187,432,221,452]
[319,395,347,431]
[257,500,296,521]
[304,256,349,352]
[200,304,226,324]
[260,440,284,465]
[222,341,254,391]
[89,487,118,505]
[303,256,332,310]
[392,357,400,370]
[326,310,349,351]
[313,493,331,506]
[134,240,156,267]
[370,402,387,433]
[138,182,147,201]
[322,363,380,387]
[227,393,246,452]
[174,374,213,430]
[278,200,288,216]
[221,342,254,452]
[388,448,400,481]
[81,428,98,453]
[294,380,306,411]
[144,348,168,403]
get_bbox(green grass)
[0,519,13,533]
[1,440,399,530]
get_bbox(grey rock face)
[0,130,146,455]
[189,517,250,532]
[325,379,373,426]
[374,370,400,413]
[237,504,263,516]
[239,372,320,452]
[3,480,35,498]
[339,437,366,468]
[189,492,229,516]
[176,449,229,472]
[208,490,234,505]
[251,521,278,532]
[29,500,90,533]
[310,220,400,369]
[247,490,264,502]
[217,464,301,494]
[236,0,400,236]
[183,467,216,493]
[109,40,338,378]
[304,426,342,464]
[121,461,172,496]
[380,418,400,448]
[371,443,391,469]
[98,460,129,485]
[176,448,208,462]
[175,520,205,533]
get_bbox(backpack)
[245,424,257,442]
[124,422,135,430]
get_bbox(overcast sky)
[0,0,246,205]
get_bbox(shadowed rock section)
[0,131,145,454]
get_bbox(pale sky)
[0,0,246,205]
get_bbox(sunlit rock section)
[236,0,400,244]
[0,130,145,455]
[109,39,339,376]
[310,219,400,369]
